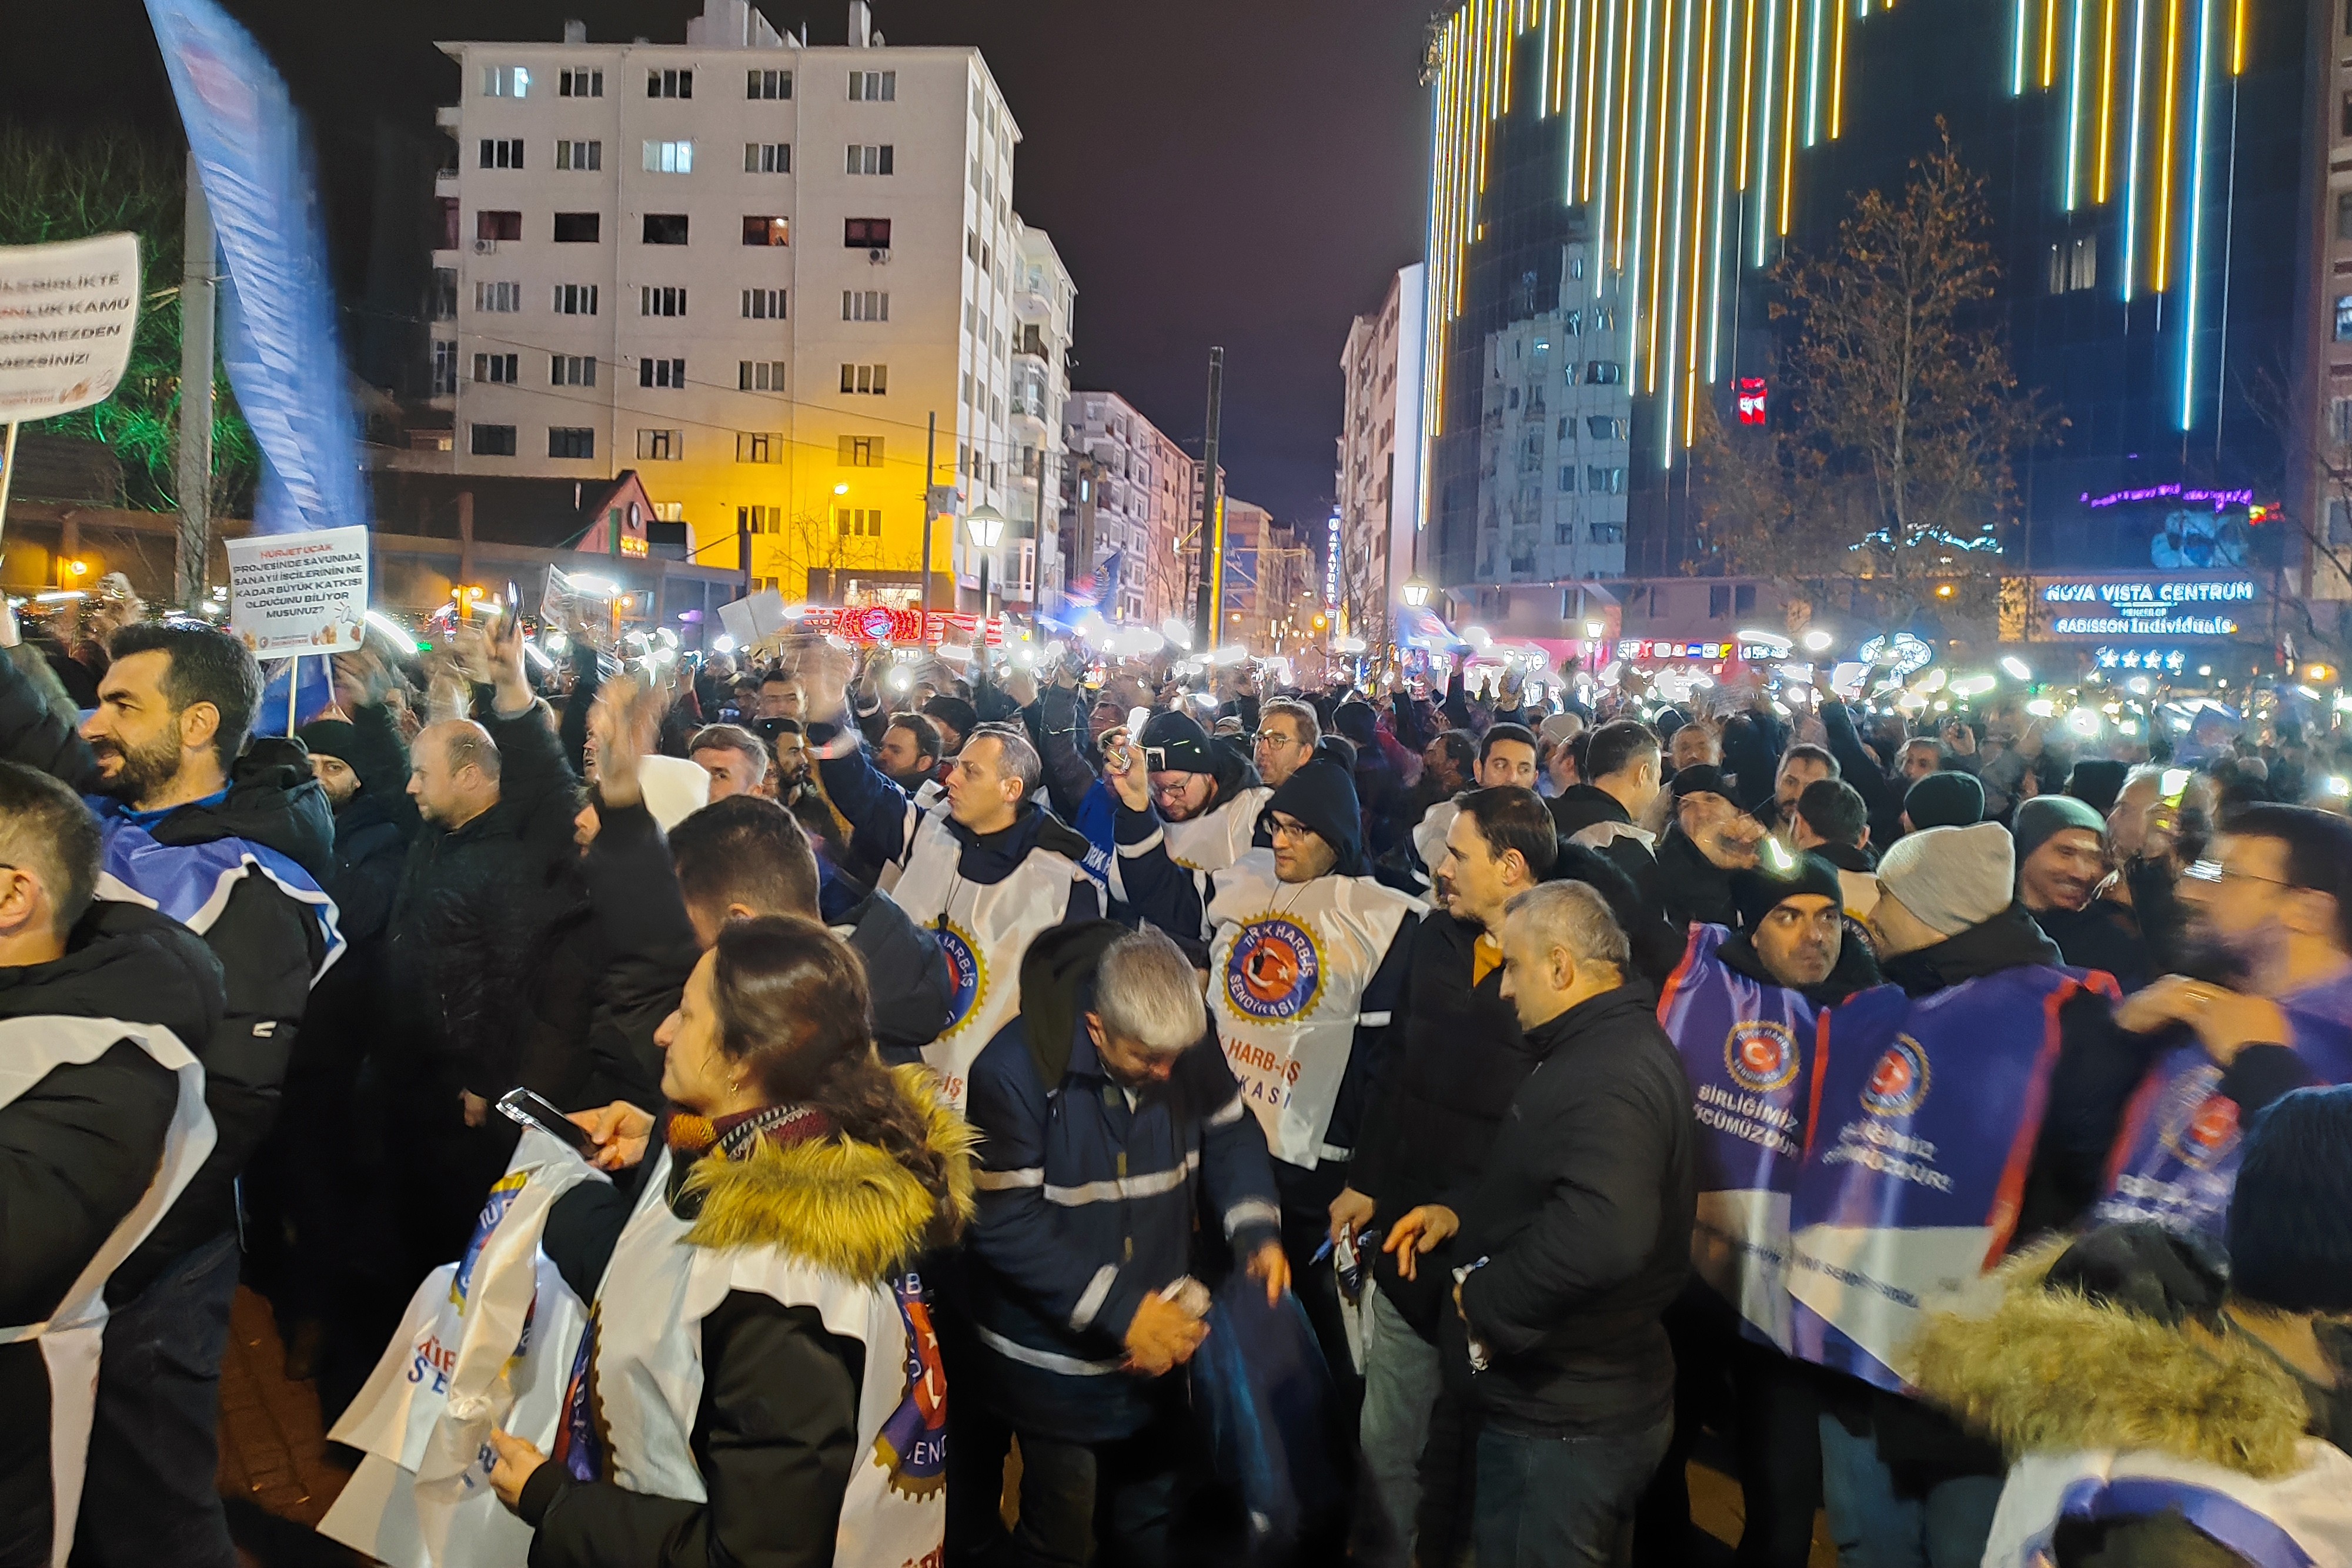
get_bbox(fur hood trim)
[1908,1238,2314,1480]
[680,1065,977,1283]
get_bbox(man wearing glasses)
[1129,708,1272,880]
[2101,804,2352,1238]
[1110,751,1424,1422]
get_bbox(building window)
[430,339,457,395]
[554,139,602,170]
[552,282,599,315]
[2340,192,2352,242]
[2337,296,2352,341]
[741,288,786,320]
[842,289,890,322]
[846,143,896,175]
[739,506,783,534]
[473,280,520,312]
[547,427,596,459]
[473,352,519,383]
[637,428,681,460]
[844,217,891,249]
[849,70,896,101]
[1590,521,1626,543]
[479,138,524,169]
[642,213,689,245]
[839,363,888,394]
[647,68,693,99]
[2334,397,2352,446]
[640,286,687,317]
[476,209,522,243]
[736,431,782,463]
[559,68,602,97]
[836,507,883,537]
[643,139,694,173]
[2330,499,2352,545]
[437,197,460,250]
[481,65,530,98]
[2047,233,2098,293]
[1586,464,1627,494]
[747,68,792,99]
[552,212,601,243]
[432,266,457,319]
[740,359,786,390]
[838,434,884,467]
[1558,465,1576,492]
[1584,360,1623,385]
[745,141,791,173]
[1588,415,1627,440]
[741,215,790,246]
[639,357,686,388]
[550,354,596,386]
[470,422,517,456]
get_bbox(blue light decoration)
[1856,631,1936,675]
[2095,646,2191,670]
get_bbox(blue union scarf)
[92,803,343,978]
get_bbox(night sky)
[3,0,1437,526]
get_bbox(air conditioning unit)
[867,247,889,263]
[472,237,499,255]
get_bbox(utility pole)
[920,410,937,618]
[175,152,218,609]
[1191,346,1225,649]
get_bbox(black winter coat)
[0,903,225,1560]
[1447,983,1697,1436]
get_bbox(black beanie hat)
[2067,759,2130,817]
[1729,850,1846,931]
[2013,793,2105,865]
[295,717,358,764]
[1669,763,1734,802]
[1258,758,1366,878]
[1904,771,1985,829]
[1138,709,1217,774]
[2227,1084,2352,1316]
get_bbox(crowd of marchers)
[2,601,2350,1568]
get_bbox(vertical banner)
[143,0,368,537]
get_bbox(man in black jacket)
[1385,879,1696,1568]
[0,762,225,1568]
[1551,720,1682,987]
[0,616,335,1568]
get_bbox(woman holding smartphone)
[483,917,973,1567]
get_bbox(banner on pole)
[144,0,367,537]
[226,523,369,654]
[0,233,142,422]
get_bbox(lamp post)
[967,504,1007,621]
[1401,577,1432,610]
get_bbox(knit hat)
[1539,712,1585,746]
[1904,771,1984,830]
[2066,759,2130,817]
[1139,709,1218,774]
[2013,794,2106,867]
[638,754,712,833]
[1874,822,2015,938]
[2227,1084,2352,1315]
[295,717,358,764]
[1729,850,1846,931]
[1669,764,1735,803]
[1258,758,1366,877]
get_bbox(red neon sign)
[1736,377,1767,426]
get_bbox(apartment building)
[427,0,1069,607]
[1060,390,1203,626]
[1334,262,1425,648]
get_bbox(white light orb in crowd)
[2000,657,2033,681]
[1802,628,1835,653]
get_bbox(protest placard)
[225,523,370,655]
[0,233,142,423]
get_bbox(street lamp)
[1401,576,1432,609]
[967,504,1007,620]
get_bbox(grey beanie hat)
[1875,822,2016,938]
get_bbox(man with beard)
[1129,707,1268,880]
[1761,743,1839,832]
[2097,804,2352,1236]
[1254,697,1322,791]
[2015,794,2152,989]
[0,615,336,1568]
[1658,764,1765,929]
[876,712,944,797]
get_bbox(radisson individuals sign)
[2030,575,2260,639]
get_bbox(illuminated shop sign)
[1857,631,1935,676]
[2038,577,2254,638]
[1736,378,1767,426]
[2094,647,2190,672]
[1615,638,1785,663]
[2079,482,2255,512]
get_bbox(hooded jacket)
[1910,1231,2352,1568]
[1717,918,1885,1007]
[0,902,225,1552]
[523,1067,974,1568]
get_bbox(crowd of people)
[4,596,2350,1568]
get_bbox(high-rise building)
[1217,498,1307,649]
[1417,0,2323,628]
[1060,390,1202,625]
[1334,263,1431,646]
[425,0,1067,610]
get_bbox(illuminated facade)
[1421,0,2312,590]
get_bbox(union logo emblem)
[874,1273,948,1497]
[1725,1021,1800,1094]
[2166,1091,2241,1171]
[1224,915,1324,1021]
[1860,1035,1931,1118]
[936,919,985,1035]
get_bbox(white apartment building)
[428,0,1070,607]
[1334,263,1425,647]
[1473,245,1631,584]
[1060,390,1195,625]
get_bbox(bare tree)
[2243,366,2352,671]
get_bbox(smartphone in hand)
[496,1086,594,1153]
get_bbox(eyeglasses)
[2182,860,2295,889]
[1266,816,1315,844]
[1255,731,1307,750]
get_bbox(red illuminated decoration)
[793,606,1007,647]
[1736,379,1768,427]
